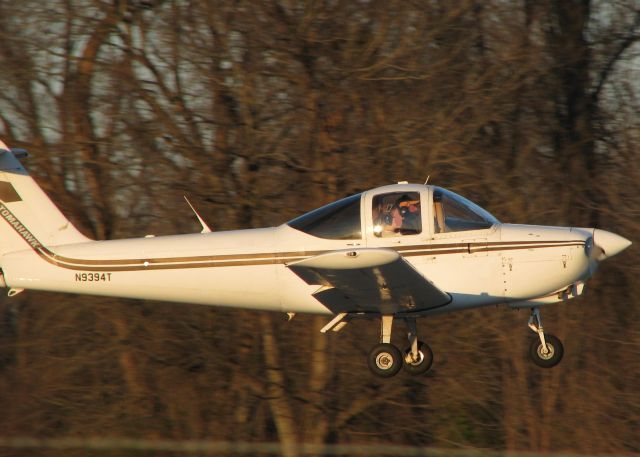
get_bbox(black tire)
[403,341,434,375]
[367,343,403,378]
[529,334,564,368]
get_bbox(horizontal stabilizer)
[0,147,28,159]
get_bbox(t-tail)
[0,140,90,286]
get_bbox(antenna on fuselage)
[184,196,213,233]
[424,175,430,185]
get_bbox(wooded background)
[0,1,638,456]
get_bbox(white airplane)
[0,140,631,378]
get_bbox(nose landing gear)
[528,308,564,368]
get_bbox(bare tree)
[0,0,638,454]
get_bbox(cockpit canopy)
[287,186,498,240]
[432,187,498,233]
[287,193,362,240]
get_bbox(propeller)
[586,229,605,262]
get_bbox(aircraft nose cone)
[593,229,632,260]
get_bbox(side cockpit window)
[287,193,362,240]
[433,188,498,233]
[372,192,422,237]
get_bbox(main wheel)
[368,343,403,378]
[403,341,434,375]
[529,334,564,368]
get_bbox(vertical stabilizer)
[0,140,90,257]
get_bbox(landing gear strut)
[366,315,433,378]
[527,308,564,368]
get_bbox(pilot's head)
[377,204,402,232]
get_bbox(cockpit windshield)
[433,187,498,233]
[287,193,362,240]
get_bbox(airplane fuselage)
[0,216,593,317]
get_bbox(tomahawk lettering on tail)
[0,139,631,377]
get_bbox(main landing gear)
[367,315,433,378]
[527,308,564,368]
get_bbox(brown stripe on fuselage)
[41,247,324,266]
[36,240,587,272]
[43,240,586,267]
[45,257,289,271]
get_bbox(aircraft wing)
[287,249,451,314]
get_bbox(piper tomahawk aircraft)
[0,141,631,377]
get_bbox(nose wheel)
[527,308,564,368]
[367,315,434,378]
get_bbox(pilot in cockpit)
[374,194,421,236]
